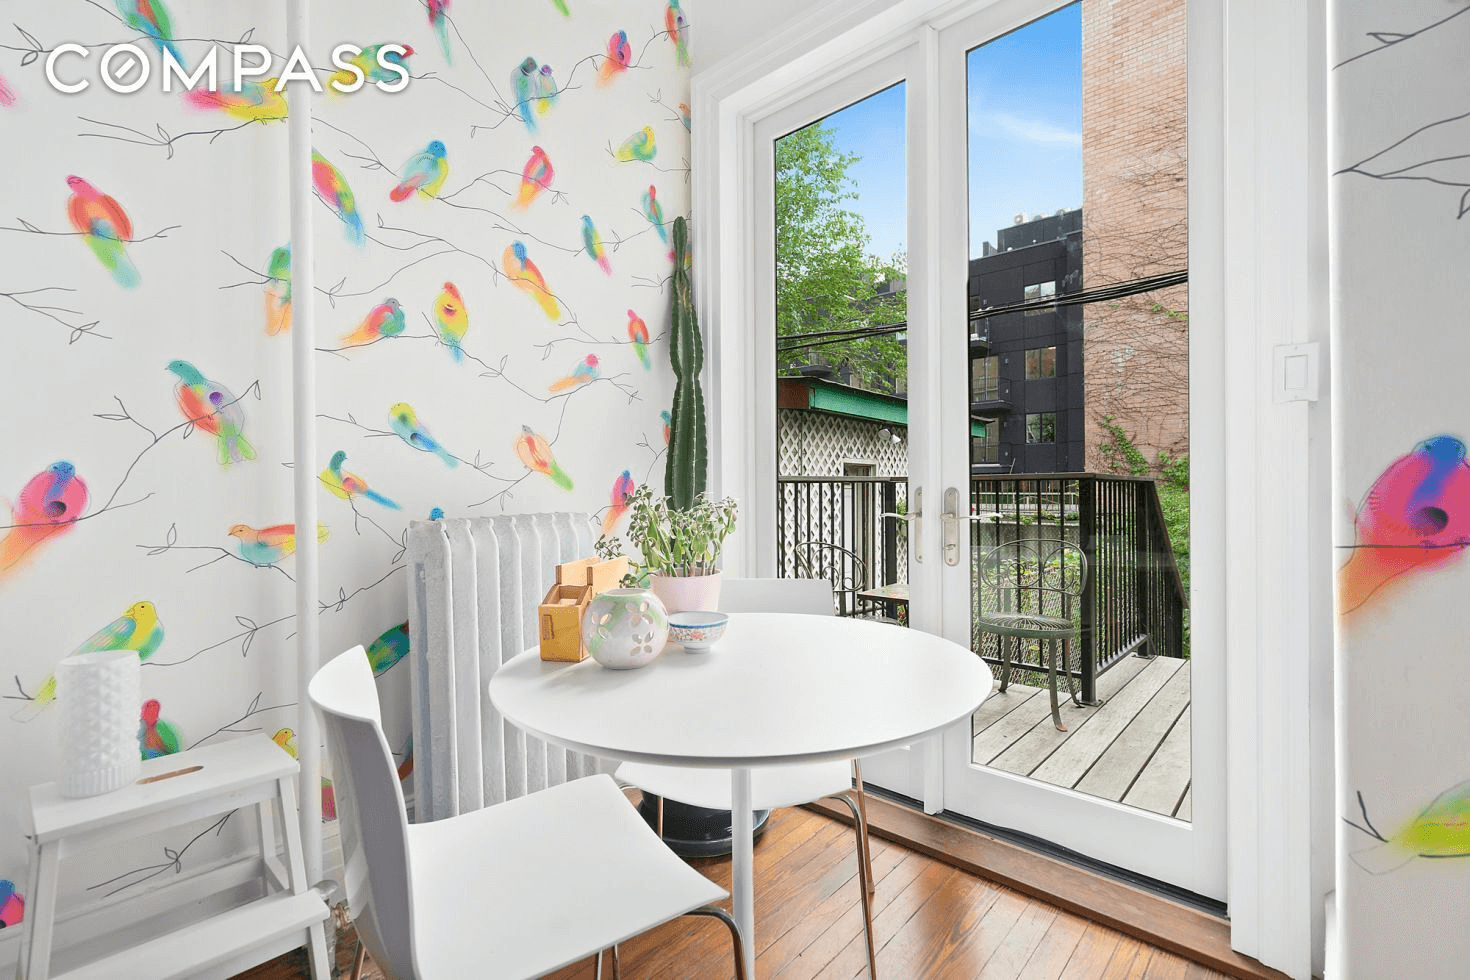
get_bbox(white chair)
[309,646,747,980]
[615,578,879,978]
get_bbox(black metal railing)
[775,476,908,618]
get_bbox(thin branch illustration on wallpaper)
[1,285,108,345]
[1335,109,1470,220]
[1333,3,1470,70]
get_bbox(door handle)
[941,486,991,567]
[880,486,921,564]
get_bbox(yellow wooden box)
[537,556,629,662]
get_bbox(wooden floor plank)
[932,888,1030,980]
[1122,707,1193,816]
[1069,662,1192,800]
[1056,922,1125,980]
[1014,910,1091,980]
[809,862,960,980]
[878,869,1002,980]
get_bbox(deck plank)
[1176,787,1192,821]
[1123,707,1192,816]
[1066,662,1192,800]
[972,682,1046,731]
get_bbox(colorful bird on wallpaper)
[434,282,469,362]
[66,176,140,289]
[676,102,691,132]
[428,0,452,63]
[429,507,445,521]
[390,402,458,467]
[511,58,558,131]
[627,309,652,369]
[549,354,599,393]
[599,30,631,85]
[184,78,287,122]
[0,74,15,108]
[512,146,554,209]
[264,244,292,336]
[641,185,667,243]
[516,426,573,490]
[139,700,182,760]
[366,621,410,675]
[228,522,329,567]
[0,880,22,928]
[340,297,406,347]
[329,43,414,91]
[390,140,449,202]
[550,0,570,15]
[115,0,182,64]
[322,451,400,510]
[581,215,612,276]
[271,728,339,820]
[311,150,364,246]
[167,360,257,465]
[661,410,671,445]
[397,740,414,782]
[603,470,636,536]
[614,126,657,163]
[1348,781,1470,874]
[1338,435,1470,615]
[536,64,559,112]
[0,462,89,580]
[666,0,690,67]
[16,600,166,719]
[502,242,561,320]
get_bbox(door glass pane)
[966,1,1192,821]
[772,84,910,626]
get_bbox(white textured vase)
[648,571,722,615]
[57,649,142,797]
[582,588,669,669]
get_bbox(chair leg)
[830,791,878,978]
[595,948,603,980]
[1061,637,1082,707]
[998,635,1014,693]
[657,795,665,838]
[685,905,749,980]
[852,760,875,896]
[350,939,366,980]
[1046,639,1067,732]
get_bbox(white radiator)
[406,513,607,822]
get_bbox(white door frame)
[691,0,1326,971]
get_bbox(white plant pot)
[648,572,723,615]
[582,588,669,670]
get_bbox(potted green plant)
[598,486,736,612]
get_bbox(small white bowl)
[667,611,729,652]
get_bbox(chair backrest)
[978,538,1088,619]
[720,577,835,616]
[308,647,416,980]
[792,541,869,614]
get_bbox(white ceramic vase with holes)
[582,588,669,669]
[648,572,722,615]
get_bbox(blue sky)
[812,2,1082,262]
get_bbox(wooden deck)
[972,655,1193,820]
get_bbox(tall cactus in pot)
[664,216,707,511]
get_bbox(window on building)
[1024,346,1058,379]
[1026,412,1056,444]
[971,354,999,401]
[1023,280,1057,315]
[972,425,998,464]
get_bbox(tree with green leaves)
[775,121,907,391]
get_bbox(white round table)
[489,612,992,977]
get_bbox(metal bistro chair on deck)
[793,540,897,623]
[976,538,1088,732]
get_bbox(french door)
[749,0,1226,900]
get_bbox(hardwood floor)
[236,804,1229,980]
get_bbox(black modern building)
[969,209,1084,474]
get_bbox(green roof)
[779,377,987,438]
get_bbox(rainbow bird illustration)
[265,244,291,336]
[390,402,458,467]
[581,215,612,276]
[666,0,690,67]
[66,176,140,288]
[551,0,570,15]
[511,58,558,131]
[0,74,16,108]
[676,102,691,131]
[602,470,636,536]
[434,282,469,362]
[428,0,452,63]
[311,150,364,246]
[0,879,22,928]
[599,30,631,85]
[661,410,671,445]
[429,507,445,520]
[228,522,329,567]
[271,728,338,819]
[390,140,449,202]
[1338,435,1470,615]
[13,600,161,722]
[536,64,559,113]
[1349,781,1470,874]
[329,43,414,91]
[516,426,573,490]
[549,354,599,393]
[627,309,651,369]
[512,146,554,208]
[614,126,657,162]
[341,297,406,347]
[366,621,410,675]
[167,360,256,465]
[322,451,400,510]
[0,462,89,580]
[642,185,667,243]
[502,242,561,320]
[184,78,286,122]
[139,700,182,760]
[115,0,182,64]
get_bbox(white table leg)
[730,767,755,979]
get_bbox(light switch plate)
[1273,342,1320,403]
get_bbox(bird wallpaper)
[1332,0,1470,973]
[0,0,690,929]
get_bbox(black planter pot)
[636,794,772,858]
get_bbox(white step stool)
[18,734,332,980]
